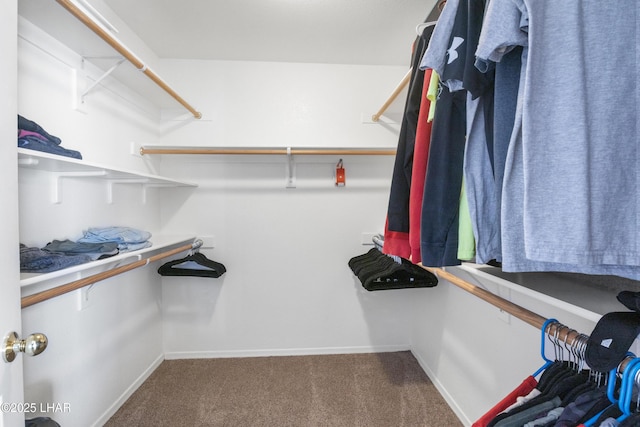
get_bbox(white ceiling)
[20,0,437,66]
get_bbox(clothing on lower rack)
[478,307,640,427]
[472,376,539,427]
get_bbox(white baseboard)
[164,344,410,360]
[91,353,164,427]
[410,349,471,427]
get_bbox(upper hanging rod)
[21,239,203,309]
[55,0,203,120]
[371,68,412,123]
[139,147,397,156]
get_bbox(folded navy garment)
[18,135,82,159]
[43,239,119,260]
[17,114,83,160]
[18,114,62,145]
[20,244,92,273]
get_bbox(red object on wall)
[336,159,345,186]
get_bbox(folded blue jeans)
[78,227,152,252]
[20,244,91,273]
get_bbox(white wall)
[152,59,408,148]
[152,58,419,357]
[158,154,421,357]
[18,18,166,427]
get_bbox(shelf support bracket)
[52,171,107,204]
[106,179,150,204]
[285,147,296,189]
[73,56,126,111]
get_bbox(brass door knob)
[2,331,48,363]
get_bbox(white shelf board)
[455,263,627,319]
[18,148,197,188]
[20,234,197,292]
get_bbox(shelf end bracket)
[52,171,107,204]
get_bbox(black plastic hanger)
[348,248,438,291]
[158,252,226,278]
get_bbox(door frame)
[0,1,26,426]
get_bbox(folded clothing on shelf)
[42,239,119,260]
[18,114,82,159]
[77,227,152,252]
[20,227,152,273]
[20,243,91,273]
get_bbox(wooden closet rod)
[426,266,619,348]
[54,0,203,120]
[428,265,640,373]
[139,147,397,156]
[425,267,569,337]
[371,68,412,122]
[21,241,199,309]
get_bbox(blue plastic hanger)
[616,357,640,422]
[533,318,559,378]
[582,354,635,426]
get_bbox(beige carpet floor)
[105,351,462,427]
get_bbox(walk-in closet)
[2,0,639,426]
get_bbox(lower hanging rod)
[139,147,397,156]
[427,266,639,376]
[425,266,568,339]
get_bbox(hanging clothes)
[418,0,470,267]
[386,0,639,275]
[419,84,466,266]
[475,0,640,279]
[458,0,496,265]
[407,68,435,264]
[383,24,434,260]
[472,375,538,427]
[477,310,640,427]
